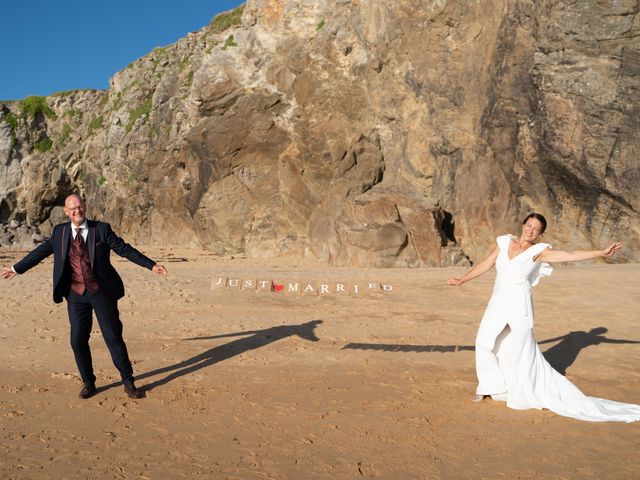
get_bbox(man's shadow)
[539,327,640,374]
[343,327,640,375]
[133,319,323,392]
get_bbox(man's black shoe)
[124,382,145,399]
[79,383,96,399]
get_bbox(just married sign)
[212,276,394,296]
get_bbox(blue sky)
[1,1,243,100]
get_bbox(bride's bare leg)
[473,323,511,402]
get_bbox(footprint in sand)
[5,411,25,417]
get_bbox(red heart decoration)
[273,284,284,292]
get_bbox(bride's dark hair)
[523,212,547,234]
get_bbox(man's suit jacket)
[14,220,156,303]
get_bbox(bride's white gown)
[475,234,640,422]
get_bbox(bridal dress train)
[474,234,640,422]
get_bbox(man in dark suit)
[1,194,167,399]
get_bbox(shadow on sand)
[342,343,474,353]
[96,324,638,396]
[539,327,640,374]
[131,319,323,392]
[342,327,640,374]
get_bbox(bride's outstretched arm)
[447,246,499,286]
[536,242,623,263]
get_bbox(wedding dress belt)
[494,277,531,288]
[494,277,534,327]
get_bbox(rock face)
[1,0,639,265]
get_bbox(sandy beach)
[1,248,638,479]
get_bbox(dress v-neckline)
[506,236,534,262]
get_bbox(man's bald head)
[64,194,82,207]
[64,194,86,227]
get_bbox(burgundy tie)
[75,227,84,246]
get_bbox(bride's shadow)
[342,327,640,375]
[97,320,322,395]
[539,327,640,374]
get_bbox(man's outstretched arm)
[1,237,55,279]
[103,223,167,276]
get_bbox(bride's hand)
[447,278,464,286]
[601,242,623,257]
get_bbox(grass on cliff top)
[64,108,83,120]
[151,47,167,70]
[52,89,82,97]
[34,137,53,152]
[211,4,244,32]
[2,111,18,131]
[59,123,72,144]
[126,97,152,133]
[223,35,238,49]
[88,116,103,136]
[20,96,56,119]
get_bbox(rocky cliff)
[1,0,639,265]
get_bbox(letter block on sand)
[318,282,331,296]
[285,282,301,296]
[211,276,227,292]
[302,282,318,296]
[334,282,348,295]
[239,279,256,297]
[256,279,272,295]
[349,283,363,296]
[366,282,382,296]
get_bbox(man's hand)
[447,278,464,286]
[1,267,16,280]
[152,264,168,276]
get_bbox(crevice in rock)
[440,209,456,245]
[0,198,11,223]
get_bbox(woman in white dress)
[447,213,640,422]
